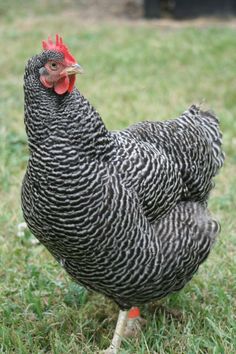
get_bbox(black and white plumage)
[22,40,224,315]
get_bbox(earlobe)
[40,75,53,88]
[39,65,74,94]
[39,67,49,76]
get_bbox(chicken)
[21,35,224,353]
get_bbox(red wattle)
[54,76,69,95]
[68,75,76,93]
[40,74,75,95]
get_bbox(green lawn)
[0,3,236,353]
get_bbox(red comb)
[42,34,76,64]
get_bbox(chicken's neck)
[24,81,114,159]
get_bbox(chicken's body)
[22,38,224,351]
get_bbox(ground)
[0,1,236,353]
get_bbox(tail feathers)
[188,105,225,174]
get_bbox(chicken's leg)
[103,309,128,354]
[124,307,147,337]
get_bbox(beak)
[62,63,84,76]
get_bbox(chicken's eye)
[49,62,58,71]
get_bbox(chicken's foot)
[103,309,128,354]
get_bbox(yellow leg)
[103,310,128,354]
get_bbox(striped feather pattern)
[22,51,224,309]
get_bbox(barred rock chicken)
[22,35,224,353]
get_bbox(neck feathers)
[24,71,114,158]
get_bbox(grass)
[1,2,236,353]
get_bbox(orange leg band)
[128,307,140,319]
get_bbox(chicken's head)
[39,34,83,95]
